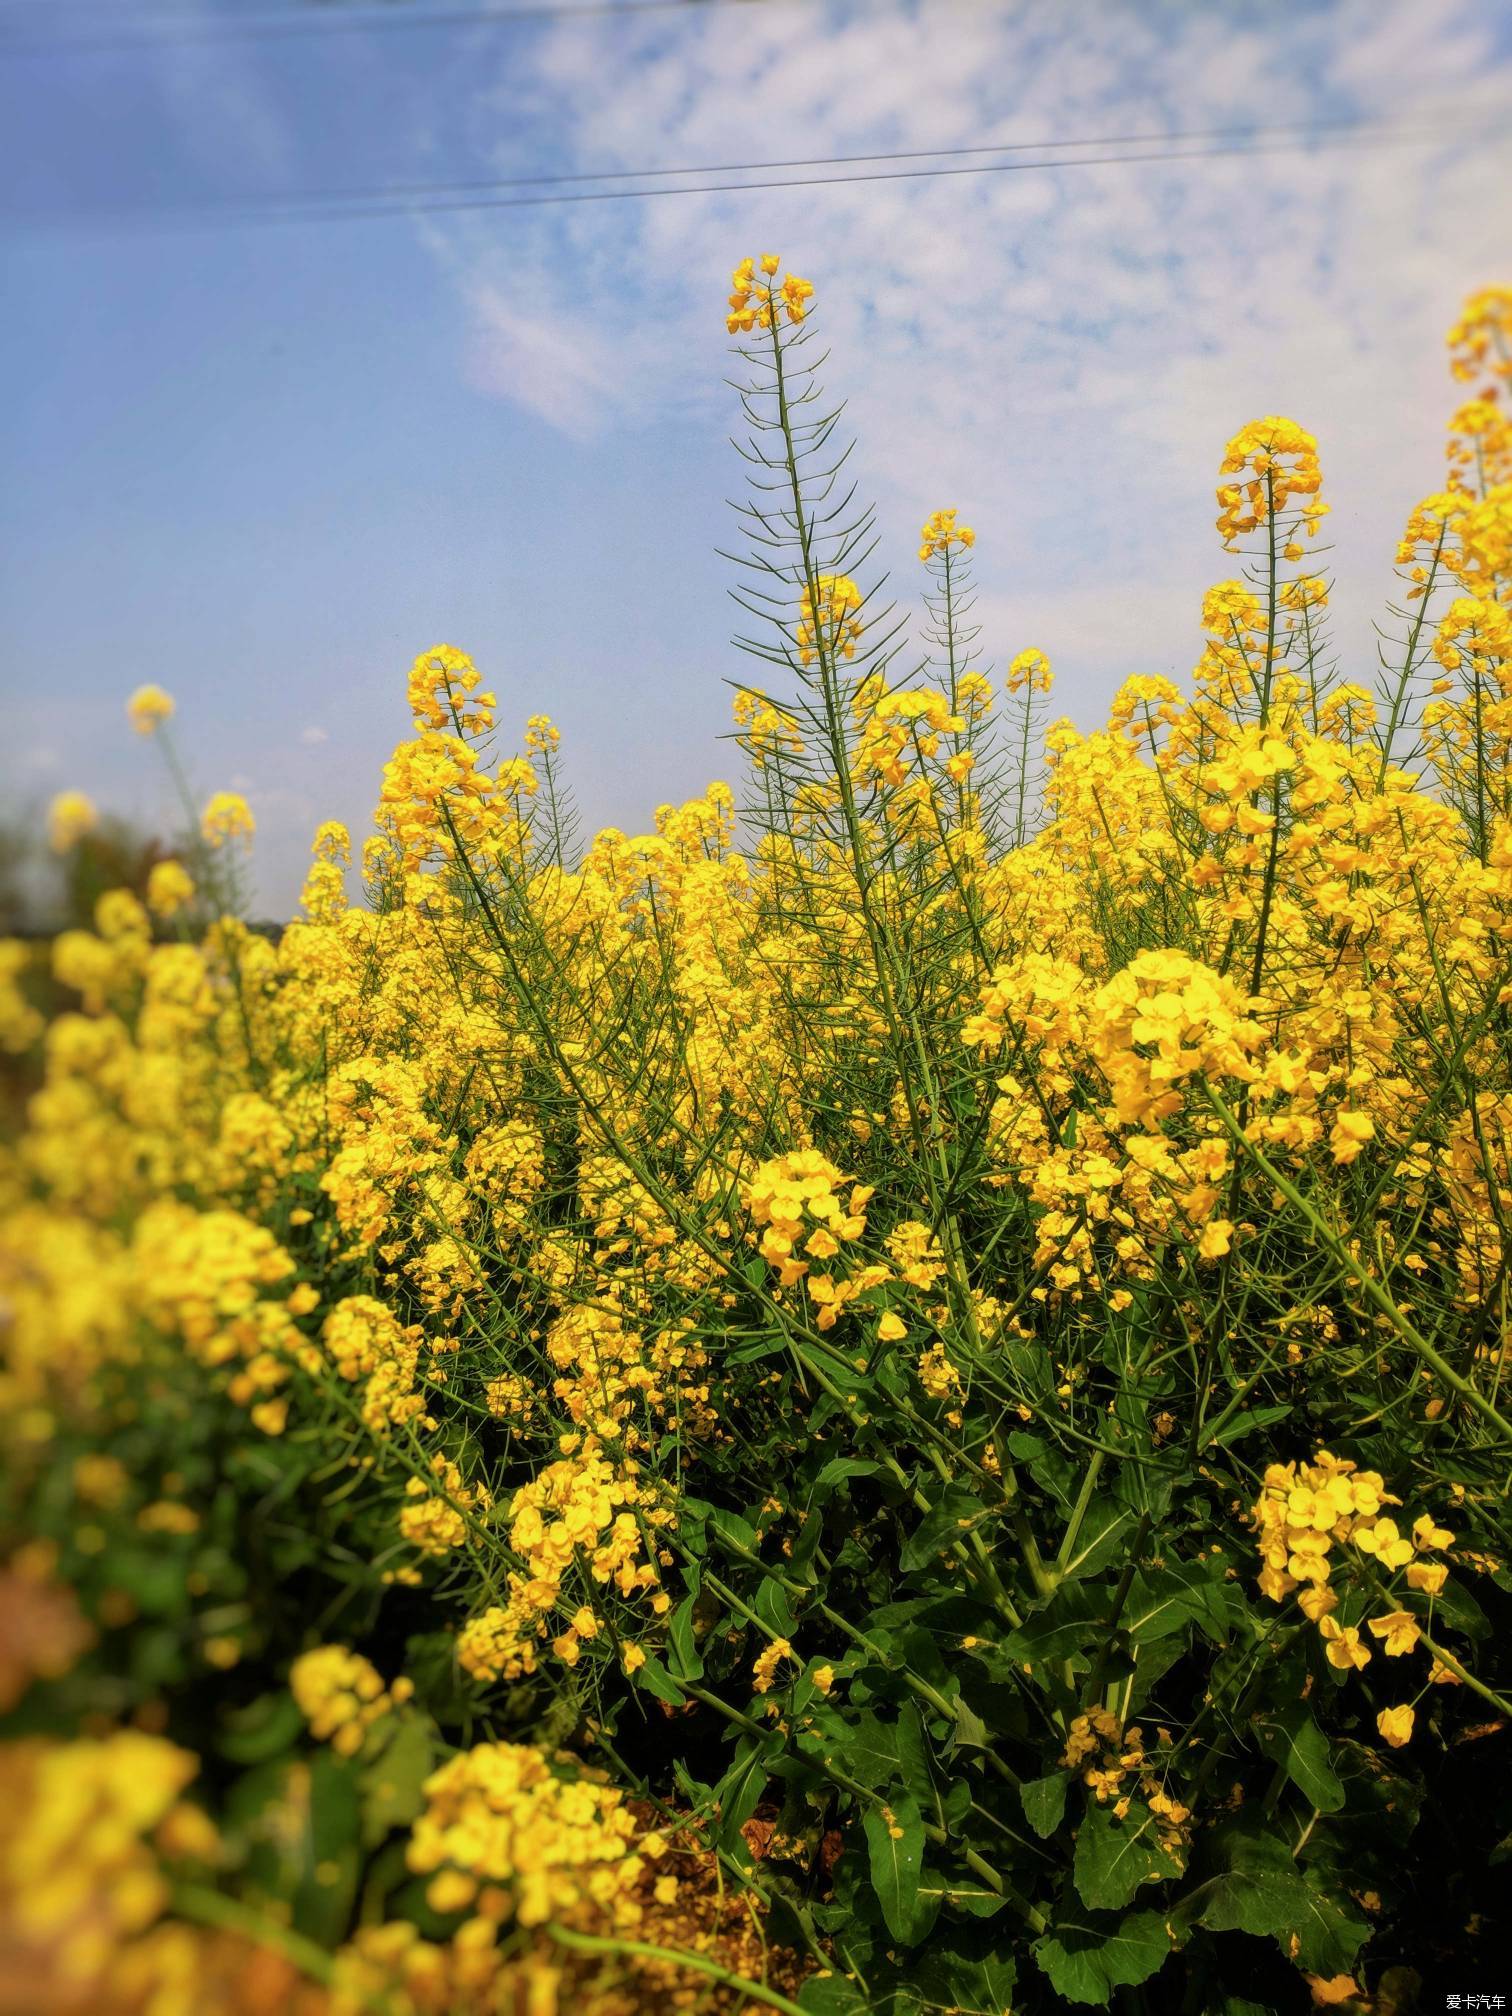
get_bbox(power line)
[22,121,1493,235]
[0,0,779,56]
[30,110,1453,219]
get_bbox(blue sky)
[3,0,1510,913]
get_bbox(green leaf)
[862,1791,937,1945]
[713,1736,773,1850]
[1123,1561,1228,1646]
[946,1698,990,1759]
[893,1700,934,1802]
[815,1458,884,1490]
[915,1883,1006,1918]
[798,1977,870,2015]
[900,1487,990,1572]
[359,1716,434,1847]
[1031,1908,1172,2006]
[708,1507,759,1553]
[630,1654,687,1706]
[667,1593,704,1681]
[907,1928,1017,2012]
[1208,1823,1369,1975]
[1206,1402,1292,1448]
[1059,1499,1138,1581]
[217,1689,306,1766]
[1072,1794,1184,1911]
[756,1575,799,1636]
[1006,1431,1075,1508]
[293,1750,360,1945]
[1252,1698,1344,1814]
[1019,1771,1069,1840]
[1003,1581,1108,1671]
[728,1334,787,1365]
[806,1707,897,1789]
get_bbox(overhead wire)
[0,0,783,56]
[31,110,1465,219]
[16,117,1498,235]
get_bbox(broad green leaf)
[1072,1794,1184,1911]
[915,1883,1006,1918]
[1003,1581,1109,1671]
[1252,1698,1344,1813]
[946,1698,990,1759]
[894,1700,934,1802]
[804,1706,897,1789]
[728,1333,787,1364]
[798,1977,869,2015]
[708,1507,759,1553]
[900,1486,991,1572]
[1006,1431,1076,1509]
[1019,1770,1070,1840]
[907,1928,1017,2012]
[1031,1908,1173,2006]
[1059,1498,1138,1581]
[862,1791,937,1945]
[667,1593,704,1681]
[713,1737,772,1849]
[756,1574,798,1635]
[217,1689,306,1766]
[815,1458,884,1490]
[1210,1824,1369,1975]
[359,1715,434,1847]
[630,1654,687,1706]
[1123,1561,1228,1646]
[1206,1402,1292,1448]
[293,1750,360,1945]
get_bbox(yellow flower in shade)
[1354,1518,1414,1570]
[48,790,98,852]
[1366,1611,1422,1657]
[752,1637,793,1694]
[1412,1514,1455,1551]
[126,683,175,734]
[1197,1218,1234,1260]
[1318,1617,1371,1671]
[1405,1559,1448,1596]
[1329,1111,1375,1164]
[1376,1703,1414,1748]
[621,1643,646,1676]
[812,1664,835,1694]
[877,1311,908,1343]
[200,791,255,848]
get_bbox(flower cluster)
[48,789,98,852]
[200,790,256,849]
[127,683,175,735]
[727,253,814,334]
[1216,416,1326,546]
[291,1644,415,1756]
[1251,1451,1459,1747]
[745,1149,871,1286]
[1060,1711,1190,1860]
[406,1742,662,1929]
[796,572,864,669]
[918,507,976,562]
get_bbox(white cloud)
[425,0,1512,711]
[300,725,330,746]
[455,267,625,439]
